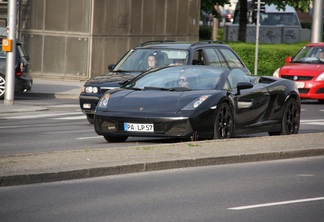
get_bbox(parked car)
[80,40,251,124]
[0,36,32,99]
[94,65,300,142]
[273,42,324,103]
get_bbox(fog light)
[83,103,91,109]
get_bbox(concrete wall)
[18,0,200,80]
[224,24,311,43]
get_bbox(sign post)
[4,0,17,105]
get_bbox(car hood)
[280,63,324,76]
[85,71,142,86]
[107,90,217,113]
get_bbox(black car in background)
[0,36,33,99]
[80,40,251,124]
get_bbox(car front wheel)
[103,135,128,143]
[213,102,233,139]
[86,114,95,124]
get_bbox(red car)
[273,42,324,103]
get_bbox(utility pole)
[254,0,265,76]
[311,0,323,43]
[4,0,17,105]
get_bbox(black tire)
[269,98,300,136]
[318,99,324,104]
[86,114,94,124]
[103,135,128,143]
[213,102,234,139]
[0,73,5,99]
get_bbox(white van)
[260,4,301,27]
[233,3,302,28]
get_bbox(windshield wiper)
[168,87,191,91]
[143,86,170,91]
[142,86,192,91]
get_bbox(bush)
[199,26,212,40]
[199,26,225,41]
[228,42,306,76]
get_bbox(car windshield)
[260,13,300,26]
[292,46,324,64]
[113,48,189,72]
[123,66,225,91]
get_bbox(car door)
[225,69,270,129]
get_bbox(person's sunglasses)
[179,78,187,82]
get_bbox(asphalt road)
[1,156,323,222]
[0,98,323,155]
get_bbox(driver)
[147,54,157,69]
[178,75,189,88]
[318,50,324,62]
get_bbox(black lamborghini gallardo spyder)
[94,65,300,142]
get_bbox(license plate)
[295,81,305,89]
[124,123,154,132]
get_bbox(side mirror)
[108,64,115,71]
[285,56,292,63]
[118,79,130,86]
[237,82,253,95]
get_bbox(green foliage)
[199,26,225,41]
[199,26,212,40]
[228,42,306,76]
[200,0,231,19]
[266,0,311,11]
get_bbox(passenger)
[318,50,324,62]
[169,59,184,66]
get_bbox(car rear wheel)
[103,135,128,143]
[86,114,95,124]
[213,102,233,139]
[0,74,5,99]
[269,98,300,136]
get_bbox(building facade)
[14,0,200,80]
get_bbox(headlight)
[85,86,99,94]
[273,68,280,78]
[97,94,111,108]
[181,95,210,111]
[315,72,324,81]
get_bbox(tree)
[201,0,231,40]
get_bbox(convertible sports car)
[94,66,301,142]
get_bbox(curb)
[1,149,323,187]
[21,92,79,99]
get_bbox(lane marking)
[53,116,86,120]
[300,119,324,126]
[228,196,324,210]
[77,136,102,140]
[3,112,82,119]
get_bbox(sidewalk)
[0,78,84,113]
[0,78,324,187]
[28,78,85,99]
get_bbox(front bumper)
[297,81,324,100]
[79,94,101,114]
[94,114,194,138]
